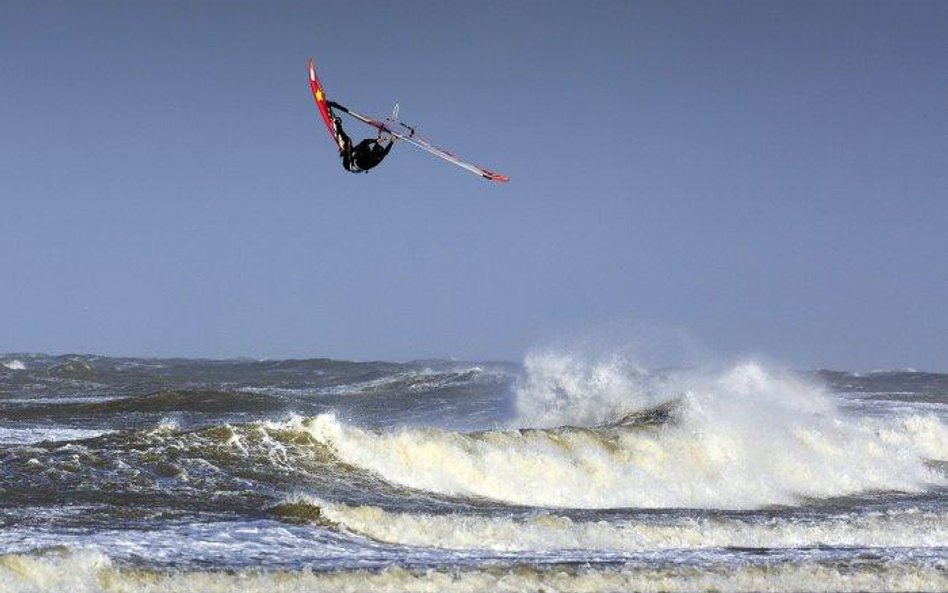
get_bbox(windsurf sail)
[307,58,344,151]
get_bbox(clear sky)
[2,1,945,370]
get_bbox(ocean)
[0,352,945,592]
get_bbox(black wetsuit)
[330,110,393,173]
[347,138,393,172]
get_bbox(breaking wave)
[291,495,948,551]
[299,357,947,509]
[10,359,944,511]
[1,359,26,371]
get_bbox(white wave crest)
[1,359,26,371]
[299,495,948,552]
[301,359,947,509]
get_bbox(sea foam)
[1,548,945,593]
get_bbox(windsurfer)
[328,101,394,173]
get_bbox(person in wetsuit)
[327,101,394,173]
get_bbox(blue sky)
[1,1,945,370]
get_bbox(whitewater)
[0,352,945,592]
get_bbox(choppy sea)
[0,353,945,592]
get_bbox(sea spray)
[512,351,658,428]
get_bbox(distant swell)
[1,389,282,420]
[91,390,281,414]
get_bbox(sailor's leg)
[332,117,352,154]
